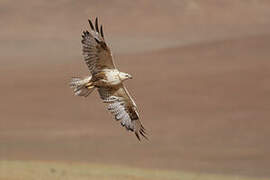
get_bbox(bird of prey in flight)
[70,18,147,140]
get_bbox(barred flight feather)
[98,86,148,140]
[81,18,114,74]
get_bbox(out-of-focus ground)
[0,161,268,180]
[1,0,270,179]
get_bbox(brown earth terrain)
[0,0,270,179]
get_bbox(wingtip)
[140,130,149,140]
[135,128,149,141]
[135,132,141,141]
[87,17,105,38]
[95,17,99,33]
[100,25,104,38]
[88,19,94,30]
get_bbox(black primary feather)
[100,25,104,38]
[135,132,141,141]
[88,19,94,30]
[95,17,99,33]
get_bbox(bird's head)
[119,72,132,81]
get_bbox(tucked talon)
[86,82,92,87]
[87,85,95,89]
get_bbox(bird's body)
[93,69,131,86]
[100,69,122,86]
[70,18,147,140]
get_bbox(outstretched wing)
[81,17,115,74]
[98,85,147,141]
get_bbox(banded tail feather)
[69,76,95,97]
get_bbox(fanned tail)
[69,76,95,97]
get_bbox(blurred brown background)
[1,0,270,178]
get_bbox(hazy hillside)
[1,0,270,56]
